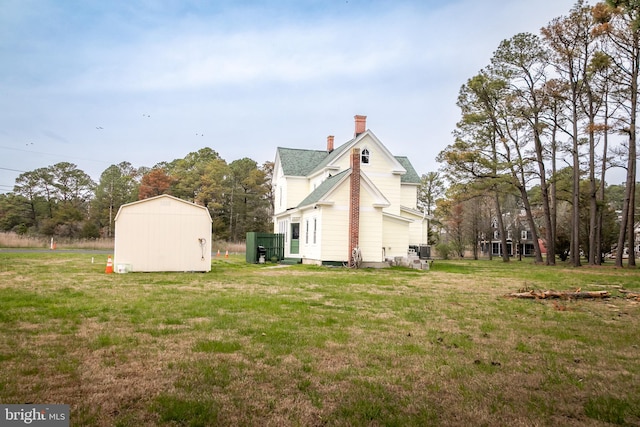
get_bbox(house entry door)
[290,223,300,255]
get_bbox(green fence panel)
[246,232,284,263]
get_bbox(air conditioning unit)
[418,245,431,260]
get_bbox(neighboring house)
[272,115,427,266]
[619,222,640,258]
[609,214,640,258]
[114,194,212,272]
[487,212,539,258]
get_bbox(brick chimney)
[327,135,334,152]
[348,148,361,267]
[354,115,367,136]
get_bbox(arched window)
[361,148,370,164]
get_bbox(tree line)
[0,147,274,241]
[436,0,640,268]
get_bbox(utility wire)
[0,145,110,165]
[0,167,26,173]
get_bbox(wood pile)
[507,289,610,299]
[619,289,640,301]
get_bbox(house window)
[492,242,501,255]
[305,220,309,244]
[313,218,317,244]
[493,230,499,240]
[492,242,514,256]
[361,148,370,164]
[521,230,529,240]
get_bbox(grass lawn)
[0,252,639,426]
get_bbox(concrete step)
[280,258,302,265]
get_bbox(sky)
[1,0,599,194]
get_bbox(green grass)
[0,253,639,426]
[584,395,636,425]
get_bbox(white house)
[272,115,427,267]
[114,194,212,272]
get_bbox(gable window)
[361,148,370,164]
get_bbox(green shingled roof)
[395,156,421,184]
[276,147,330,176]
[297,169,350,208]
[277,142,421,184]
[308,139,354,175]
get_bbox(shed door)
[290,223,300,255]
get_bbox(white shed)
[114,194,212,272]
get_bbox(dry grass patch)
[0,254,639,426]
[0,232,114,250]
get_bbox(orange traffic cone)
[217,249,220,257]
[105,256,114,274]
[225,250,229,258]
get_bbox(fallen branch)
[507,290,610,299]
[619,289,640,301]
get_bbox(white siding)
[383,215,411,259]
[300,209,321,262]
[400,184,418,210]
[273,160,286,215]
[279,218,293,258]
[356,136,404,216]
[359,190,384,262]
[273,172,309,215]
[319,184,350,262]
[285,177,309,210]
[312,176,387,264]
[401,209,428,246]
[375,174,402,216]
[309,173,329,194]
[274,178,287,215]
[114,195,212,272]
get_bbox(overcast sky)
[1,0,599,194]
